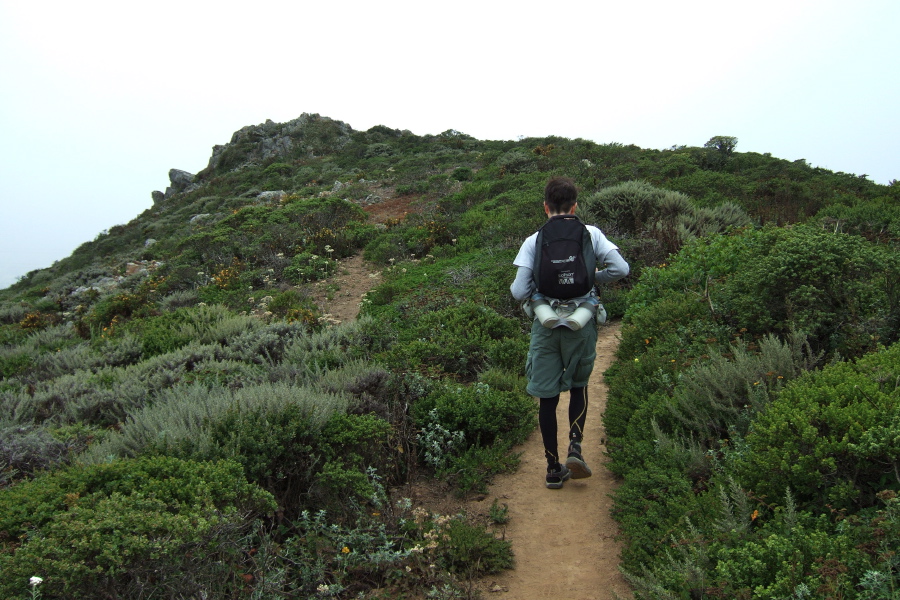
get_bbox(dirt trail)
[476,321,632,600]
[306,254,381,325]
[313,255,631,599]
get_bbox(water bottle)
[566,297,600,331]
[530,294,559,328]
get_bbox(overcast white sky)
[1,0,898,290]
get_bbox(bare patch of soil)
[362,194,422,224]
[304,194,422,324]
[306,254,382,325]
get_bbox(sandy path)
[477,321,631,600]
[311,256,631,599]
[306,254,381,324]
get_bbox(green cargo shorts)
[524,318,598,398]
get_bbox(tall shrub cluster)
[605,224,900,598]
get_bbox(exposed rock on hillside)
[203,113,353,175]
[150,113,354,204]
[151,168,199,203]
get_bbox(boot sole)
[566,457,593,479]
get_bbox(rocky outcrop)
[204,113,354,174]
[69,260,164,295]
[164,169,199,198]
[152,169,200,202]
[189,213,211,224]
[150,113,354,203]
[257,190,287,203]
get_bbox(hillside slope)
[1,114,898,599]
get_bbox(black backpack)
[532,215,595,299]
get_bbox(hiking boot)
[545,463,571,489]
[565,441,592,479]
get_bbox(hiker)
[509,176,630,489]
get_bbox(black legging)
[539,386,588,466]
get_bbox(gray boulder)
[257,191,287,203]
[260,136,293,160]
[163,169,197,199]
[169,169,195,188]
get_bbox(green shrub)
[439,517,513,575]
[220,321,305,364]
[7,365,150,427]
[663,332,820,441]
[0,425,72,485]
[363,231,409,264]
[79,282,160,333]
[130,309,196,357]
[250,500,510,599]
[414,381,535,450]
[816,194,900,242]
[0,351,32,379]
[80,382,348,465]
[582,180,671,235]
[277,316,388,379]
[208,408,395,516]
[412,381,532,494]
[621,225,900,360]
[717,225,900,358]
[738,342,900,511]
[158,289,199,311]
[622,483,899,599]
[450,166,474,181]
[385,302,520,380]
[263,162,293,176]
[581,180,751,272]
[14,334,138,385]
[204,400,323,514]
[611,455,705,571]
[284,250,337,283]
[496,149,537,174]
[444,441,521,496]
[0,456,274,599]
[477,367,528,393]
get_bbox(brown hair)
[544,176,578,213]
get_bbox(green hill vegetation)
[1,114,899,598]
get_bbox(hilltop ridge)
[3,112,893,301]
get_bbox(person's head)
[543,176,578,215]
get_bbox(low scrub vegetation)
[1,120,899,598]
[605,224,900,598]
